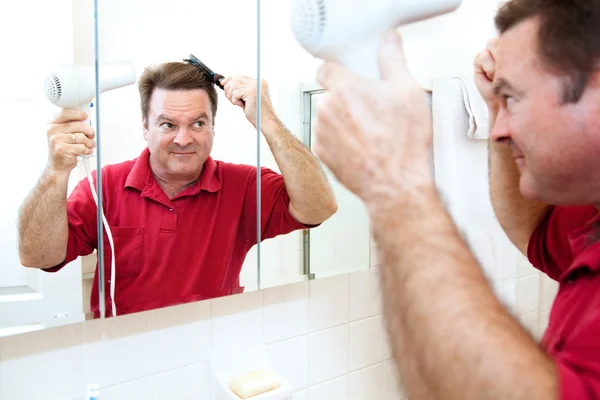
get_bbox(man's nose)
[489,108,511,143]
[173,127,193,146]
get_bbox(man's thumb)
[378,29,408,81]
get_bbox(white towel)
[453,76,490,139]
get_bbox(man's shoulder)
[215,160,257,176]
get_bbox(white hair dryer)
[290,0,462,78]
[44,61,136,114]
[42,60,136,319]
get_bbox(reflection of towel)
[453,76,489,139]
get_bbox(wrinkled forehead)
[149,88,213,121]
[496,18,542,77]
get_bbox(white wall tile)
[309,376,348,400]
[150,301,211,374]
[268,336,309,392]
[309,274,349,332]
[382,360,405,400]
[100,378,152,400]
[516,274,540,316]
[309,325,349,386]
[264,281,309,344]
[347,364,383,400]
[0,324,84,400]
[210,291,263,357]
[349,317,384,372]
[349,269,382,322]
[151,362,211,400]
[518,311,539,338]
[539,274,559,311]
[83,312,153,387]
[293,389,309,400]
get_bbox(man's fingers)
[51,108,88,124]
[378,29,410,82]
[474,50,496,82]
[317,61,358,91]
[52,121,95,139]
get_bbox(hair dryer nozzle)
[44,61,136,109]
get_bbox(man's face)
[491,17,600,205]
[144,88,215,182]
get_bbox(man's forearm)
[18,167,70,268]
[372,190,557,400]
[261,116,337,224]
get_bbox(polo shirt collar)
[125,147,221,196]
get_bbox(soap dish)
[210,345,294,400]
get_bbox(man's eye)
[504,95,516,110]
[194,121,205,128]
[161,122,174,129]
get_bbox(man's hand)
[474,38,500,115]
[221,75,277,128]
[47,109,96,175]
[314,29,433,217]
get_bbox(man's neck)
[149,158,202,199]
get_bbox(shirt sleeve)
[259,167,316,241]
[527,205,598,280]
[43,176,97,273]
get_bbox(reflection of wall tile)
[516,252,537,278]
[516,274,540,316]
[309,274,349,332]
[538,310,551,337]
[309,325,349,386]
[539,274,559,312]
[264,282,309,343]
[518,311,539,338]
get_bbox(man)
[18,62,337,317]
[314,0,600,398]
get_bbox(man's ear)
[142,118,148,140]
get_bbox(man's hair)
[138,62,218,123]
[495,0,600,103]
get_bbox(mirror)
[0,0,89,336]
[256,0,372,289]
[89,0,262,318]
[1,0,263,336]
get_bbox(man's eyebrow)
[493,77,523,97]
[194,113,209,120]
[157,114,173,122]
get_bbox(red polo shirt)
[528,205,600,399]
[46,148,308,317]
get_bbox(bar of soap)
[229,368,281,399]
